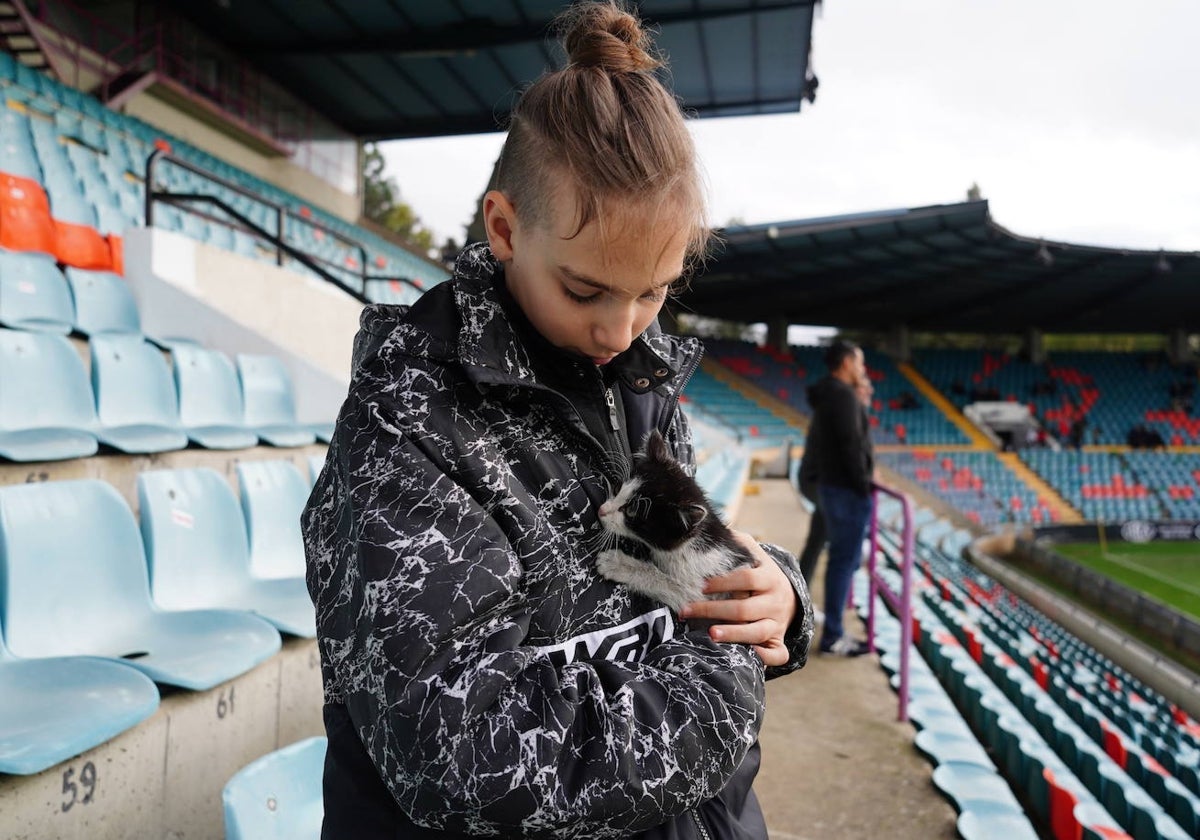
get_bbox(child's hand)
[678,531,797,666]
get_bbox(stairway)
[0,0,54,77]
[896,361,995,448]
[997,452,1084,524]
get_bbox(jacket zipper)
[690,809,714,840]
[658,341,705,445]
[604,386,620,432]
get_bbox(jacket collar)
[450,243,695,396]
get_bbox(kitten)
[595,429,756,614]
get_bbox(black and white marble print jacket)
[303,244,814,839]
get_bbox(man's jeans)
[797,479,825,585]
[818,483,873,646]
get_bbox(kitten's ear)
[680,503,707,530]
[643,429,669,461]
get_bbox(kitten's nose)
[598,501,613,518]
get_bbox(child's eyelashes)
[562,285,669,305]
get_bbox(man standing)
[808,340,874,657]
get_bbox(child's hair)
[495,0,710,273]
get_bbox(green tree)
[362,143,434,252]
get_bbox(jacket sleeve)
[307,402,766,839]
[824,386,872,496]
[759,542,815,679]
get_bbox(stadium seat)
[222,736,326,840]
[89,334,189,453]
[169,343,259,449]
[64,267,140,335]
[0,327,99,461]
[0,625,159,776]
[236,354,316,447]
[0,479,281,690]
[307,453,326,484]
[236,460,310,579]
[137,468,316,637]
[957,810,1041,840]
[0,249,74,333]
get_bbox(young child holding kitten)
[303,3,813,838]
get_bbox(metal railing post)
[866,482,915,722]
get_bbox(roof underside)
[678,201,1200,334]
[170,0,820,140]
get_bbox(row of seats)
[705,339,970,445]
[0,50,450,292]
[1023,451,1200,522]
[0,327,324,461]
[915,349,1199,446]
[681,367,803,449]
[868,505,1200,838]
[0,457,322,776]
[878,451,1056,527]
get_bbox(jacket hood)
[806,375,845,409]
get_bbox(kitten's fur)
[595,430,756,613]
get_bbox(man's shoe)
[819,636,871,657]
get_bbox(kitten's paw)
[596,550,638,583]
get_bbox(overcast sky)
[381,0,1200,255]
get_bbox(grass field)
[1055,541,1200,621]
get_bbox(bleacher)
[1022,450,1200,523]
[0,49,448,299]
[878,450,1058,528]
[915,349,1200,447]
[864,501,1200,839]
[682,365,804,449]
[706,338,970,445]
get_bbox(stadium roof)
[174,0,821,140]
[678,200,1200,334]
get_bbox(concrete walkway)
[733,479,959,840]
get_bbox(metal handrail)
[144,149,425,302]
[865,482,916,722]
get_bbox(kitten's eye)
[623,497,652,519]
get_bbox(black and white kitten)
[595,429,756,613]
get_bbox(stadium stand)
[705,338,971,445]
[915,349,1200,447]
[1020,450,1200,523]
[682,365,804,449]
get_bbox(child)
[303,3,813,837]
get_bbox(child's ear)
[680,503,707,530]
[483,190,518,262]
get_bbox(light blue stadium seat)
[236,354,316,447]
[307,453,326,485]
[0,479,281,690]
[65,268,141,335]
[308,422,334,444]
[0,328,99,461]
[0,624,159,776]
[0,250,75,334]
[138,468,315,637]
[222,736,326,840]
[90,334,189,453]
[236,460,309,580]
[171,344,259,450]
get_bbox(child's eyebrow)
[558,266,680,291]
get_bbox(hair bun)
[562,1,661,75]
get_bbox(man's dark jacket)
[302,244,813,839]
[806,375,874,497]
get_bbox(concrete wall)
[124,227,360,424]
[123,94,360,223]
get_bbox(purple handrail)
[865,482,915,722]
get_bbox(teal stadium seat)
[0,623,159,776]
[236,354,316,447]
[65,267,141,336]
[89,334,189,453]
[138,468,315,637]
[0,328,99,461]
[222,736,326,840]
[170,343,259,450]
[0,479,281,690]
[0,250,74,334]
[236,460,310,580]
[307,453,326,484]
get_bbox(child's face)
[485,181,689,365]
